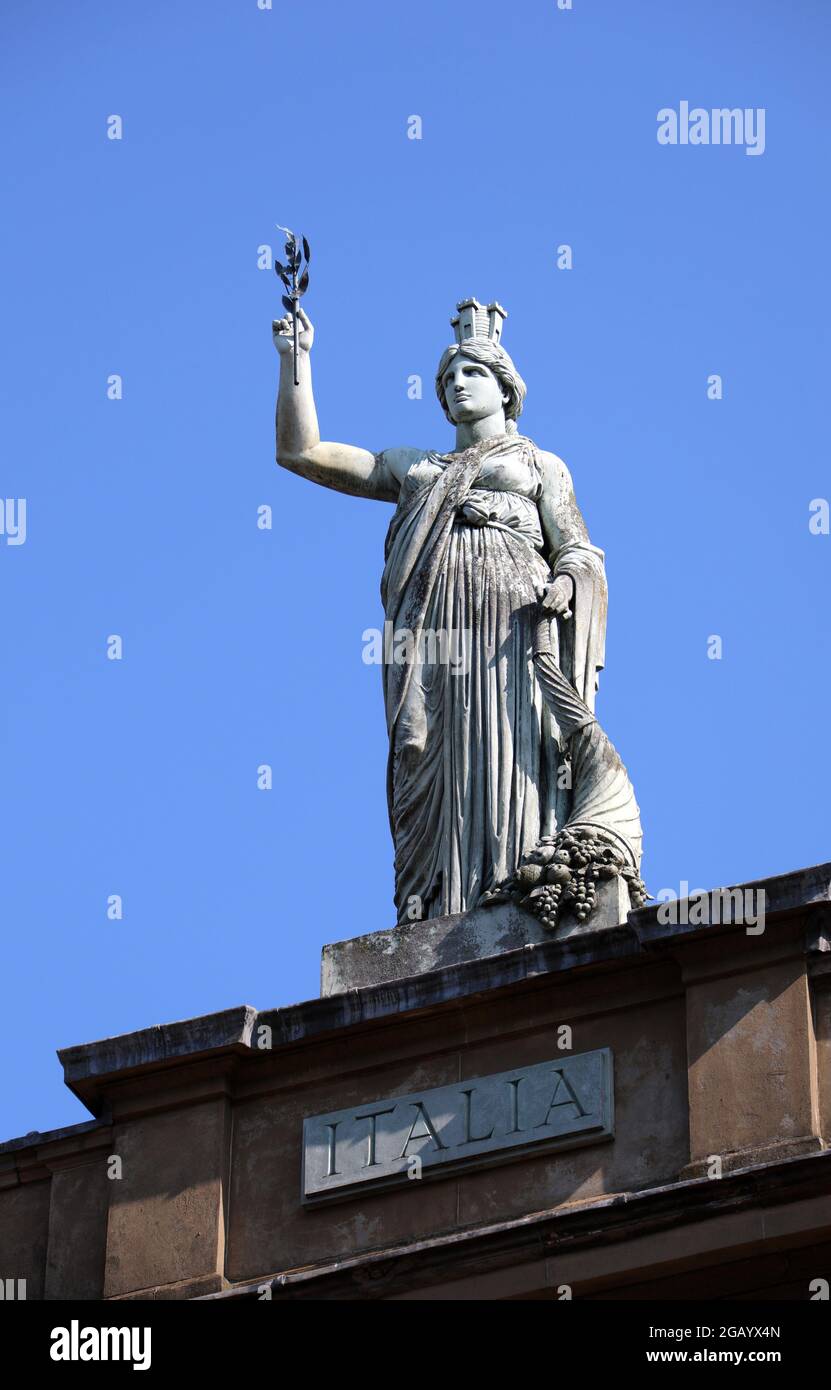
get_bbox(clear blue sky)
[2,0,829,1140]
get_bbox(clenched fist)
[272,307,314,356]
[538,574,574,618]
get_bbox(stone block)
[321,876,631,994]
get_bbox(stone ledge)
[23,859,829,1134]
[195,1147,831,1300]
[0,1117,107,1158]
[321,860,831,995]
[681,1135,826,1180]
[58,1005,258,1084]
[631,859,831,943]
[55,924,642,1119]
[321,877,630,994]
[109,1273,228,1302]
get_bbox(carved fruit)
[546,864,571,885]
[518,863,543,888]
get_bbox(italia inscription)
[302,1048,613,1201]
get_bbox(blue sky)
[2,0,829,1139]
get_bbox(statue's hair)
[435,340,527,434]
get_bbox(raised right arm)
[274,309,421,502]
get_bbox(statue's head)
[435,299,527,433]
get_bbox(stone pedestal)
[321,876,631,994]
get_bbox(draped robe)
[380,433,607,924]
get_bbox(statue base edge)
[320,876,631,996]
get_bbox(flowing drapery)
[380,434,607,923]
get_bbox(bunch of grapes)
[534,882,564,931]
[573,868,598,923]
[622,867,650,909]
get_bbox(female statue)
[274,298,644,930]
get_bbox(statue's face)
[441,355,508,424]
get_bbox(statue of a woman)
[274,298,644,931]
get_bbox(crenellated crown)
[450,298,507,347]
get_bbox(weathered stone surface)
[0,1118,104,1157]
[102,1099,231,1300]
[59,1006,256,1114]
[303,1048,613,1201]
[44,1158,110,1300]
[321,876,631,995]
[0,861,826,1300]
[201,1150,831,1301]
[684,946,821,1170]
[0,1180,51,1301]
[812,928,831,1144]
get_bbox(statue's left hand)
[539,574,574,619]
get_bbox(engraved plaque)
[302,1048,613,1202]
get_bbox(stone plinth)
[321,877,631,995]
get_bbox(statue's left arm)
[537,449,608,712]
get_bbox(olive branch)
[275,225,311,386]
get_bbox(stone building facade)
[2,863,830,1300]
